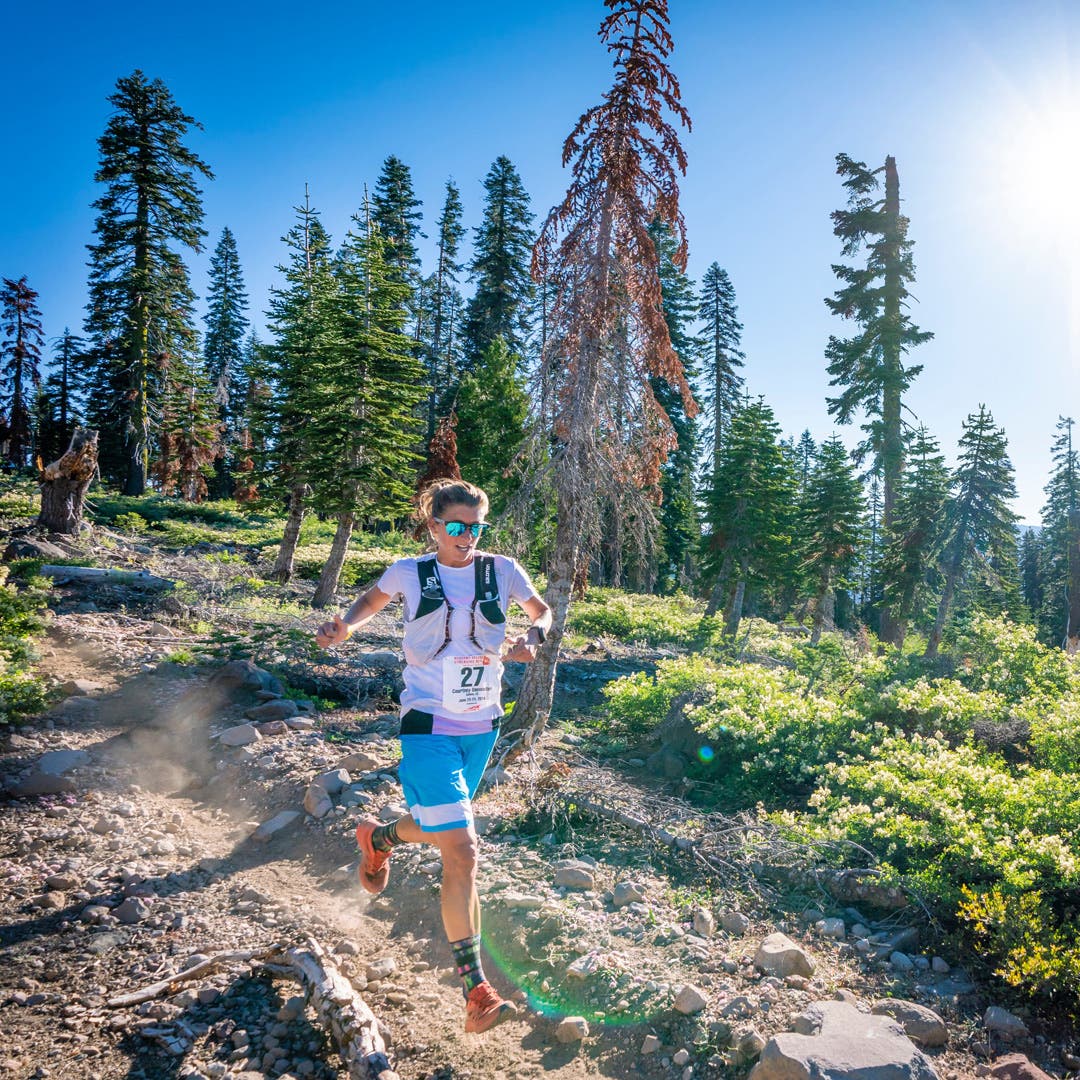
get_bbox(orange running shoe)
[355,818,391,894]
[464,981,518,1034]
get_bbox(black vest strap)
[474,555,505,625]
[414,555,445,619]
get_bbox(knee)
[440,835,478,880]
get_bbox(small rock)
[63,679,102,696]
[641,1034,661,1054]
[693,909,716,937]
[313,769,350,796]
[335,752,379,773]
[989,1054,1054,1080]
[673,985,708,1015]
[32,891,67,910]
[218,724,262,747]
[502,893,545,910]
[244,700,299,722]
[556,1016,589,1043]
[285,716,316,730]
[816,917,846,939]
[985,1006,1029,1037]
[555,867,595,890]
[357,650,399,670]
[378,803,408,823]
[303,785,333,819]
[38,749,91,776]
[566,954,601,980]
[871,999,948,1047]
[45,873,80,892]
[366,957,396,981]
[737,1028,767,1062]
[673,1049,691,1066]
[612,881,647,908]
[255,720,290,737]
[931,956,950,974]
[890,951,915,972]
[721,911,750,935]
[754,932,815,978]
[250,811,302,843]
[115,897,151,924]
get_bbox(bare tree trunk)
[274,483,309,584]
[313,511,355,608]
[37,428,98,534]
[1067,509,1080,654]
[703,548,733,618]
[925,563,959,659]
[723,577,747,638]
[810,575,834,646]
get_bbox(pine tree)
[1019,527,1045,623]
[825,154,932,644]
[262,190,335,582]
[701,397,796,635]
[153,349,221,501]
[798,436,863,643]
[794,430,816,491]
[1038,417,1080,649]
[879,424,949,643]
[454,337,529,514]
[650,219,702,593]
[203,226,250,496]
[425,181,466,440]
[308,208,427,607]
[698,262,744,473]
[925,406,1018,657]
[231,332,267,503]
[0,277,45,468]
[510,0,694,731]
[84,70,212,494]
[462,156,535,367]
[372,156,423,284]
[35,330,85,467]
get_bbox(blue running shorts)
[398,730,499,833]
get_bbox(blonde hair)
[416,479,489,525]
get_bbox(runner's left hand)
[502,634,536,663]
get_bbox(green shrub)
[0,568,49,727]
[113,511,148,534]
[569,589,713,647]
[869,676,1007,741]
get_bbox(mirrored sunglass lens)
[445,522,466,536]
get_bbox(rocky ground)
[1,534,1078,1080]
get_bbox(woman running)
[315,479,551,1034]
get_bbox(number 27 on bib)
[442,654,498,713]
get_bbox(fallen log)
[105,937,399,1080]
[40,565,175,590]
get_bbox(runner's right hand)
[315,614,351,648]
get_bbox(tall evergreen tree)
[879,424,949,643]
[701,397,796,635]
[1040,416,1080,650]
[35,330,85,466]
[650,218,703,593]
[454,337,529,514]
[425,181,466,440]
[462,156,535,367]
[925,406,1018,657]
[261,191,335,582]
[0,277,45,468]
[698,262,744,473]
[309,210,427,606]
[83,70,213,494]
[153,349,221,501]
[799,435,864,643]
[1019,527,1045,624]
[203,225,250,496]
[371,156,423,283]
[231,332,266,503]
[825,153,932,644]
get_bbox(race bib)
[442,653,499,713]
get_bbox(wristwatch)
[528,624,547,645]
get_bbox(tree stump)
[37,427,98,534]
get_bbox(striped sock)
[371,819,404,853]
[450,934,486,993]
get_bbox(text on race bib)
[442,653,499,713]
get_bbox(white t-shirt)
[377,553,539,732]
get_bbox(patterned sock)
[371,819,404,853]
[450,934,486,994]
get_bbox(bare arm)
[314,584,393,648]
[503,594,553,663]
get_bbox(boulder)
[244,699,298,723]
[612,881,647,908]
[984,1006,1029,1037]
[211,660,283,695]
[9,771,76,796]
[754,933,816,978]
[871,1000,948,1047]
[721,910,751,935]
[312,769,350,796]
[37,749,90,775]
[62,679,102,696]
[749,1001,939,1080]
[218,724,261,747]
[555,866,595,891]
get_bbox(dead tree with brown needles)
[506,0,695,739]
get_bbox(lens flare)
[697,745,715,763]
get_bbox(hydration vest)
[401,553,507,667]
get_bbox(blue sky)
[5,0,1080,520]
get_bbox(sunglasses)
[434,517,493,539]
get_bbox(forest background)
[5,0,1080,1031]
